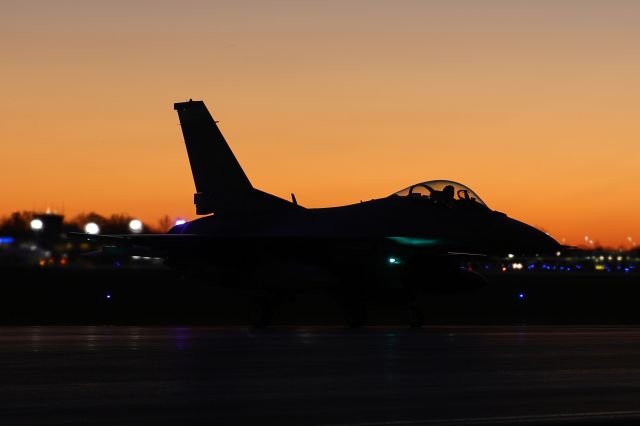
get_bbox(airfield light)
[30,218,44,231]
[105,293,112,300]
[518,293,526,300]
[388,257,400,265]
[556,251,561,257]
[507,253,514,259]
[175,219,186,226]
[84,222,100,235]
[128,219,143,233]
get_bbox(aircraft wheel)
[408,303,424,329]
[250,295,278,328]
[343,299,367,328]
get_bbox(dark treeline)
[0,211,166,236]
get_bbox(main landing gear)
[407,302,425,328]
[249,293,280,328]
[343,298,368,328]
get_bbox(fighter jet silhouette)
[76,100,560,326]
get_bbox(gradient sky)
[2,0,640,247]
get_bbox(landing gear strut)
[407,302,424,328]
[343,298,367,328]
[249,294,279,328]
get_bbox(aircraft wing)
[70,232,489,261]
[445,252,487,257]
[69,232,206,257]
[70,232,201,245]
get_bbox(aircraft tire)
[343,299,367,328]
[407,303,424,329]
[249,295,278,328]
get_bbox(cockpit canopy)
[391,180,488,208]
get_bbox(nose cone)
[492,216,561,255]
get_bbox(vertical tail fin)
[174,100,299,215]
[174,99,251,195]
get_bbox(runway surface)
[2,326,640,425]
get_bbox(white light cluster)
[128,219,143,233]
[30,218,44,231]
[85,222,100,235]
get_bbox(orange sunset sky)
[2,1,640,247]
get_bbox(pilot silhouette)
[431,184,455,205]
[442,185,454,200]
